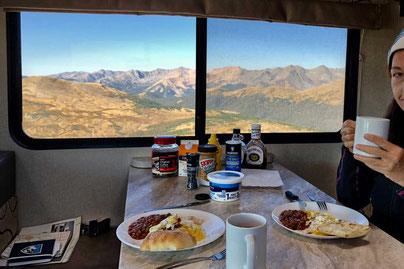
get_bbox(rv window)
[6,13,359,149]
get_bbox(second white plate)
[272,202,369,239]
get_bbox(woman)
[337,30,404,243]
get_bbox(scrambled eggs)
[304,210,340,236]
[149,214,206,241]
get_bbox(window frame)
[6,13,359,150]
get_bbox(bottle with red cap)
[151,135,179,177]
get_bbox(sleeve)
[397,187,404,201]
[336,146,377,210]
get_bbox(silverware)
[307,194,328,211]
[285,191,307,210]
[144,200,210,212]
[156,249,226,269]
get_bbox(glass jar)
[197,144,217,186]
[151,135,179,177]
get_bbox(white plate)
[272,202,369,239]
[116,209,225,251]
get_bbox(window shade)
[0,0,382,29]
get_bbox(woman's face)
[390,50,404,111]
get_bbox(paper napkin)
[241,169,283,187]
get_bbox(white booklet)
[1,217,81,264]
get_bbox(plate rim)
[271,202,369,239]
[116,208,225,251]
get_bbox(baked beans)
[128,213,171,240]
[279,210,310,230]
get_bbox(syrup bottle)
[246,124,267,169]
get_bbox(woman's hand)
[340,120,356,153]
[354,134,404,187]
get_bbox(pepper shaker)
[186,153,199,190]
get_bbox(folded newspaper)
[1,217,81,265]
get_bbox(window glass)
[21,13,196,138]
[206,19,347,134]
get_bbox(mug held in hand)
[353,116,390,158]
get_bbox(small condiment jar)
[151,135,179,177]
[197,144,217,186]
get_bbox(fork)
[156,249,226,269]
[307,194,328,211]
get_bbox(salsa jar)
[197,144,217,186]
[151,135,179,177]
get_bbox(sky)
[21,12,347,76]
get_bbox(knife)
[144,200,210,213]
[285,191,307,210]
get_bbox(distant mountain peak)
[49,65,344,96]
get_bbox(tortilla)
[317,222,371,238]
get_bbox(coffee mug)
[353,116,390,158]
[226,213,267,269]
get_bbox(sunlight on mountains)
[22,65,344,138]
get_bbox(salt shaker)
[186,153,199,190]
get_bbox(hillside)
[22,76,194,138]
[22,76,313,138]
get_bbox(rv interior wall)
[0,2,402,227]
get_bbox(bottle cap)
[154,135,176,145]
[251,123,261,129]
[198,144,217,153]
[195,193,210,200]
[233,128,241,134]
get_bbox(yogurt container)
[208,171,244,202]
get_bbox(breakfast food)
[149,214,206,241]
[279,210,310,230]
[140,230,197,251]
[128,212,207,251]
[278,209,370,238]
[317,222,371,238]
[128,213,171,240]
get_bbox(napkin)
[241,169,283,187]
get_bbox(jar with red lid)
[151,135,179,177]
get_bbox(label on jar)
[247,146,264,165]
[198,157,215,181]
[152,151,178,176]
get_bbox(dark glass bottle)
[232,128,247,167]
[245,124,267,169]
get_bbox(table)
[119,162,404,269]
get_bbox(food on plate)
[278,209,371,238]
[128,213,171,240]
[149,214,206,241]
[140,230,197,251]
[279,210,310,230]
[317,222,371,238]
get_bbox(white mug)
[353,116,390,158]
[226,213,267,269]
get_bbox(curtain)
[0,0,382,29]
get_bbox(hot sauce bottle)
[245,124,267,169]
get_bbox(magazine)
[1,217,81,264]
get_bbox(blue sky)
[21,13,346,76]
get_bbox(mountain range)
[22,76,314,138]
[49,66,344,98]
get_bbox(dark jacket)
[337,146,404,243]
